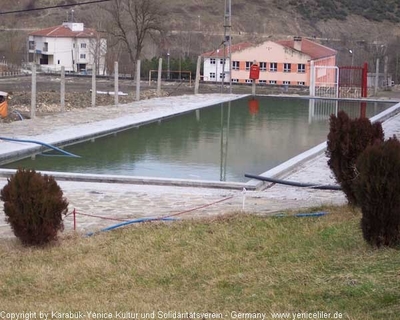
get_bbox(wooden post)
[60,66,65,112]
[136,60,141,101]
[114,61,118,106]
[194,56,201,94]
[73,208,76,231]
[31,64,36,119]
[92,63,96,108]
[374,58,380,96]
[157,58,162,97]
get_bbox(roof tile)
[29,25,98,38]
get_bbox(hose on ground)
[245,173,342,191]
[86,217,178,237]
[0,136,80,158]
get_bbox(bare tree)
[100,0,166,76]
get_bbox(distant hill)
[2,0,400,38]
[1,0,400,81]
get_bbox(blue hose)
[0,136,80,158]
[11,110,24,121]
[86,216,178,237]
[273,211,329,218]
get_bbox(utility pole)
[222,0,232,93]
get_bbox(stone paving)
[0,94,399,238]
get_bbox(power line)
[0,0,112,15]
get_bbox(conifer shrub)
[326,110,384,206]
[0,168,69,246]
[354,137,400,247]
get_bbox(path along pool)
[2,97,393,182]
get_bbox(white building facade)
[28,22,107,74]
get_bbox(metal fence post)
[92,63,96,108]
[157,58,162,97]
[60,66,65,112]
[136,60,141,101]
[31,64,36,119]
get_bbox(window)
[245,79,253,83]
[81,43,87,49]
[298,64,306,73]
[210,58,216,65]
[260,62,267,71]
[29,41,35,50]
[232,78,239,83]
[232,61,240,70]
[284,63,291,73]
[43,42,48,52]
[269,80,277,84]
[246,61,252,71]
[283,81,291,85]
[210,72,216,79]
[73,43,76,48]
[80,54,86,59]
[269,62,277,72]
[259,80,267,84]
[219,73,225,79]
[57,60,60,65]
[297,81,305,86]
[220,59,226,65]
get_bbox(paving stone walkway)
[1,94,399,238]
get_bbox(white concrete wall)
[203,57,231,82]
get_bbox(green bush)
[0,168,69,246]
[326,110,384,206]
[354,137,400,247]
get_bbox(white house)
[201,42,253,82]
[28,22,107,74]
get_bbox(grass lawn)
[0,206,399,319]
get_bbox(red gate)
[339,63,368,99]
[338,63,368,117]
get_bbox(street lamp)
[167,51,170,80]
[349,49,354,85]
[349,49,354,67]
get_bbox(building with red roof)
[28,22,107,74]
[201,37,337,86]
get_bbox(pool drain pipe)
[86,216,178,237]
[0,136,80,158]
[245,173,342,191]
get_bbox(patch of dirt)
[9,89,168,115]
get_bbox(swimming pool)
[2,97,392,182]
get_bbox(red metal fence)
[338,63,368,118]
[338,63,368,99]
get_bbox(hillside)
[2,0,400,38]
[1,0,400,80]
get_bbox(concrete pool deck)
[1,94,400,238]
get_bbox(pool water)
[3,97,391,182]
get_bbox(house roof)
[29,24,98,38]
[276,38,337,60]
[201,42,253,58]
[201,38,336,61]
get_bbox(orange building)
[202,37,337,87]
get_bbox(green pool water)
[3,97,391,182]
